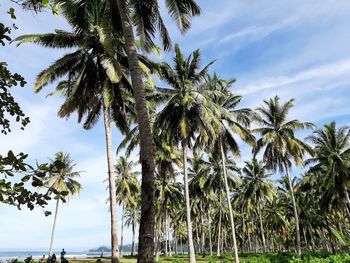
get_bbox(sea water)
[0,251,131,261]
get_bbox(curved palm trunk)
[48,199,59,256]
[120,202,125,257]
[182,141,197,263]
[343,187,350,221]
[220,141,239,262]
[103,104,120,263]
[284,166,301,258]
[116,1,155,262]
[257,204,266,252]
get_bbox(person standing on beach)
[60,249,66,262]
[51,253,57,263]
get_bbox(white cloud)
[238,58,350,95]
[218,17,296,45]
[0,153,136,250]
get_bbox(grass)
[67,252,350,263]
[69,255,210,263]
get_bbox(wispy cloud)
[238,58,350,95]
[218,17,296,45]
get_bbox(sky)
[1,0,350,252]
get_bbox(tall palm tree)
[112,2,201,261]
[306,122,350,219]
[115,156,140,257]
[15,2,132,262]
[15,0,201,258]
[45,152,82,256]
[203,74,255,262]
[253,96,314,257]
[155,44,217,263]
[242,158,274,252]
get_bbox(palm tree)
[242,158,274,252]
[115,156,140,257]
[153,143,182,260]
[112,2,201,260]
[155,172,183,258]
[306,122,350,219]
[124,196,141,257]
[15,0,201,258]
[15,2,132,262]
[253,96,314,257]
[199,153,239,256]
[155,44,217,263]
[45,152,82,256]
[203,74,255,262]
[189,153,213,255]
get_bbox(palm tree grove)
[1,0,350,263]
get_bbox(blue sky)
[1,0,350,251]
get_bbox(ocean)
[0,251,112,261]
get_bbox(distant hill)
[89,244,137,253]
[88,246,111,252]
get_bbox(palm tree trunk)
[164,210,168,256]
[116,2,155,262]
[131,212,136,257]
[220,141,240,262]
[103,104,120,263]
[324,214,335,254]
[181,238,184,255]
[155,217,161,262]
[195,224,200,254]
[221,229,225,253]
[244,216,252,252]
[343,187,350,221]
[257,204,266,252]
[120,202,125,257]
[242,214,246,252]
[175,234,178,255]
[311,233,315,251]
[302,227,308,250]
[284,164,301,258]
[168,218,172,256]
[182,141,197,263]
[200,201,205,254]
[208,208,213,256]
[217,195,222,257]
[247,229,252,252]
[48,198,59,256]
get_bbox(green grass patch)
[64,253,350,263]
